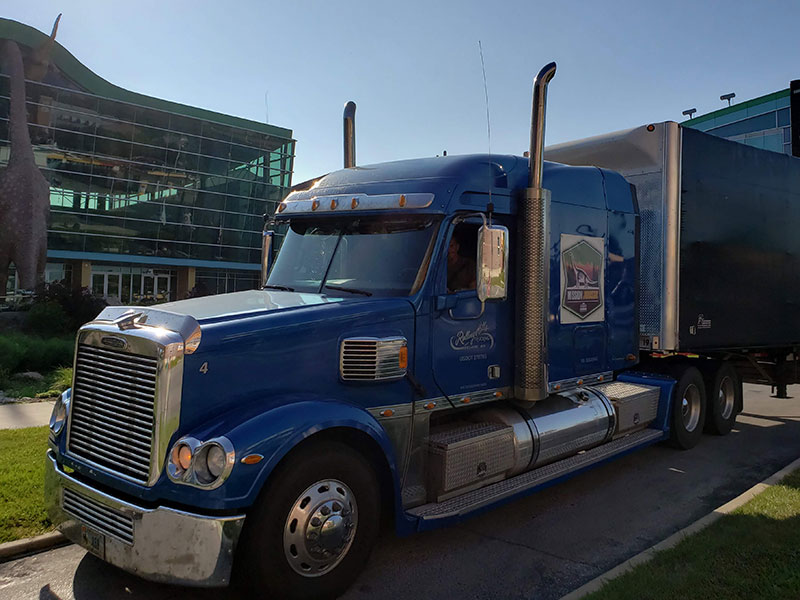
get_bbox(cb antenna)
[478,41,493,221]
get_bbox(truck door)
[430,219,513,401]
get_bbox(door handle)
[448,302,485,321]
[435,294,459,311]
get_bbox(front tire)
[236,441,381,600]
[703,363,741,436]
[669,366,707,449]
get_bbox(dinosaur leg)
[36,239,47,289]
[13,241,37,291]
[0,253,10,302]
[14,256,31,291]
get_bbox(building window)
[778,107,790,128]
[707,111,777,139]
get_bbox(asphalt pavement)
[1,384,799,600]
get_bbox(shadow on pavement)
[62,407,800,600]
[72,553,241,600]
[39,584,63,600]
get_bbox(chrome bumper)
[44,451,245,587]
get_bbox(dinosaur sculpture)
[25,14,62,142]
[0,40,50,296]
[25,13,61,83]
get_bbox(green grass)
[1,367,73,400]
[0,426,52,543]
[585,469,800,600]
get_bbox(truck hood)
[75,292,416,506]
[156,289,345,323]
[174,292,416,434]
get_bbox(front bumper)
[44,451,246,587]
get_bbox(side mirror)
[477,225,509,302]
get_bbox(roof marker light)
[330,199,338,210]
[351,197,359,209]
[399,194,407,207]
[311,200,319,211]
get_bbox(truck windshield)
[267,216,439,297]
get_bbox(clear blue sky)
[5,1,799,183]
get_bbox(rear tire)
[669,366,706,449]
[235,441,381,600]
[703,363,741,436]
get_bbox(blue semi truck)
[44,63,800,599]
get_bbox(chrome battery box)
[593,381,659,438]
[427,422,514,503]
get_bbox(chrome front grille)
[340,337,407,381]
[63,487,134,545]
[68,344,157,484]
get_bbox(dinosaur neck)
[4,41,35,166]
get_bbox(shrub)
[0,333,74,374]
[0,335,26,373]
[26,302,70,336]
[31,282,106,333]
[35,367,74,398]
[26,337,75,372]
[52,366,74,391]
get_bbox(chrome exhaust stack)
[515,62,556,402]
[343,101,356,168]
[260,224,273,287]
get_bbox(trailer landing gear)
[772,382,790,399]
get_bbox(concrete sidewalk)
[0,401,54,429]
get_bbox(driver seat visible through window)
[447,224,477,293]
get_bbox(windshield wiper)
[324,284,372,297]
[263,284,295,291]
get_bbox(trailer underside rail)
[409,428,664,525]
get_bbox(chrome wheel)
[718,375,735,420]
[681,383,702,433]
[283,479,358,577]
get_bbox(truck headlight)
[206,444,227,478]
[167,437,234,489]
[49,389,71,436]
[193,442,230,485]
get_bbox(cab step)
[408,428,664,524]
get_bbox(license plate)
[80,525,105,560]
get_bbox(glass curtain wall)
[686,93,792,155]
[0,70,295,270]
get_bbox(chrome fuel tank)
[524,389,615,468]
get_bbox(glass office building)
[683,88,793,155]
[0,17,295,303]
